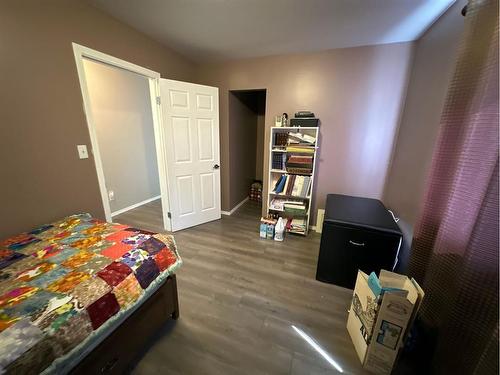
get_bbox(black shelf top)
[324,194,401,235]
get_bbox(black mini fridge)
[316,194,402,289]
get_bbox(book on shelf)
[291,176,302,196]
[273,175,286,193]
[284,201,307,216]
[301,176,312,197]
[272,152,286,170]
[273,129,316,144]
[269,198,286,211]
[285,174,295,195]
[293,176,311,197]
[286,155,313,175]
[286,167,312,175]
[283,175,289,195]
[272,174,311,198]
[287,132,316,145]
[286,145,315,154]
[269,198,305,211]
[274,132,288,146]
[287,155,313,166]
[286,217,307,234]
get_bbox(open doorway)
[227,89,267,214]
[82,58,164,231]
[74,44,169,232]
[81,58,164,231]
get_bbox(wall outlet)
[77,145,89,159]
[108,190,115,201]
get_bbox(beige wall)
[83,58,161,213]
[383,0,466,226]
[0,0,463,238]
[197,43,414,219]
[0,0,196,238]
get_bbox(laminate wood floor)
[115,200,369,374]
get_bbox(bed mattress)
[0,213,182,374]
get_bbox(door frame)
[72,43,172,231]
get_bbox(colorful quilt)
[0,214,182,374]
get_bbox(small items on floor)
[249,181,262,203]
[274,217,285,241]
[259,216,284,241]
[260,216,276,239]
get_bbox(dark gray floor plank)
[115,200,368,374]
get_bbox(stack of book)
[271,152,286,170]
[272,174,312,197]
[288,132,316,145]
[286,155,314,174]
[286,145,315,154]
[270,198,306,211]
[284,201,307,216]
[269,198,286,211]
[286,217,307,235]
[274,132,288,146]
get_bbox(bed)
[0,213,182,374]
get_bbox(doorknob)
[213,164,220,169]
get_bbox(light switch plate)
[77,145,89,159]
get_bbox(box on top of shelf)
[294,111,315,118]
[290,118,319,127]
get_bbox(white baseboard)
[111,195,161,217]
[221,197,249,216]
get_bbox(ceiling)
[89,0,456,62]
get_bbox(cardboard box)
[347,270,424,374]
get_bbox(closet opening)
[81,57,165,232]
[228,89,267,214]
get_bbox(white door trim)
[72,43,172,231]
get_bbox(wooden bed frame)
[71,275,179,374]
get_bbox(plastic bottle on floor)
[274,217,285,241]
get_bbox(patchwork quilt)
[0,214,182,374]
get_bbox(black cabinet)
[316,194,402,289]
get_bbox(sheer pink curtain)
[407,0,499,373]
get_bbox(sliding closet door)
[160,79,220,231]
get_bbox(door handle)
[349,240,365,246]
[213,164,220,170]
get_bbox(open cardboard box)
[347,270,424,374]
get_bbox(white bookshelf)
[267,126,319,236]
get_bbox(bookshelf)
[267,126,319,236]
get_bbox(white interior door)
[160,79,221,231]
